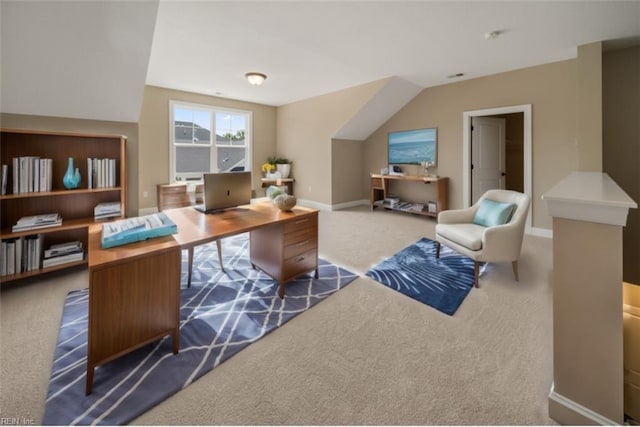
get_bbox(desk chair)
[157,183,224,287]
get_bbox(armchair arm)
[479,222,526,262]
[437,206,477,224]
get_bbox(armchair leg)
[435,241,441,258]
[216,240,225,273]
[512,260,519,282]
[474,261,480,288]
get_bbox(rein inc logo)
[0,418,34,425]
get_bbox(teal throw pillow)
[473,199,516,227]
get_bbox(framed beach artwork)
[388,127,437,165]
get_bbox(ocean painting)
[388,128,437,165]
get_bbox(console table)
[370,174,448,218]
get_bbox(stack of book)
[42,241,84,268]
[94,202,122,220]
[12,213,62,232]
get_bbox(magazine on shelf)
[42,251,84,268]
[101,212,177,249]
[44,241,82,258]
[12,213,62,232]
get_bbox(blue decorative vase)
[63,157,81,189]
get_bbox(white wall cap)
[542,171,637,226]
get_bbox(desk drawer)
[283,248,317,279]
[371,177,383,189]
[284,236,317,259]
[284,215,317,234]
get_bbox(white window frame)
[169,100,253,183]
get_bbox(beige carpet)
[0,206,556,425]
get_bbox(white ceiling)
[2,1,640,122]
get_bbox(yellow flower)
[261,162,275,173]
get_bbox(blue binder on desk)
[101,212,177,249]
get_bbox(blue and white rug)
[43,233,357,426]
[366,237,485,316]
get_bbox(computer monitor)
[195,171,252,214]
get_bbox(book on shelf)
[101,212,177,249]
[1,234,44,276]
[1,164,7,195]
[12,213,62,232]
[10,156,53,194]
[88,158,117,189]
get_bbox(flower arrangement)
[261,162,275,174]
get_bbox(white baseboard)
[296,198,332,211]
[331,199,370,211]
[529,226,553,239]
[548,383,619,425]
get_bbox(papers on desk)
[101,212,177,249]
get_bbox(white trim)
[463,104,532,233]
[548,383,619,426]
[331,199,370,211]
[542,171,637,226]
[296,198,332,211]
[529,227,553,239]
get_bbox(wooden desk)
[163,202,318,298]
[370,174,448,218]
[261,178,294,195]
[86,202,318,393]
[87,226,181,394]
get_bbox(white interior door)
[471,116,506,204]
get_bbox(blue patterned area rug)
[366,237,485,316]
[43,233,357,426]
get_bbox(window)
[170,101,252,182]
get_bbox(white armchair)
[435,189,530,288]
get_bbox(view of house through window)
[170,101,251,182]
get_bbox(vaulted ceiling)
[2,1,639,123]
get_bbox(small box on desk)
[427,201,437,213]
[101,212,177,249]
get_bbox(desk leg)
[86,365,94,395]
[278,282,285,299]
[172,328,180,354]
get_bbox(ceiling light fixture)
[484,30,502,40]
[447,73,465,79]
[245,72,267,86]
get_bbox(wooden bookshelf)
[0,128,127,283]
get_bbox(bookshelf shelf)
[0,187,122,200]
[0,128,127,283]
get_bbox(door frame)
[462,104,532,233]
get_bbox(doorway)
[462,104,532,233]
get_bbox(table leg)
[86,365,94,395]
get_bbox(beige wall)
[0,113,139,218]
[551,217,624,424]
[603,45,640,285]
[138,86,277,210]
[364,59,579,230]
[331,139,366,204]
[276,79,388,206]
[577,42,603,171]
